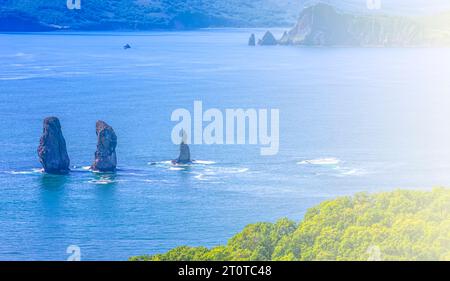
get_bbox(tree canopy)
[130,188,450,261]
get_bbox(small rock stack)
[258,31,278,46]
[248,33,256,46]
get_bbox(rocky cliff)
[279,3,450,46]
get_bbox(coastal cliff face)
[279,3,450,46]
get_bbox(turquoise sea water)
[1,29,450,260]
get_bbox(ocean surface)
[1,29,450,260]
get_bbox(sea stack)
[37,117,70,174]
[173,130,191,165]
[175,142,191,164]
[91,120,117,172]
[278,31,290,45]
[248,33,256,46]
[258,31,278,46]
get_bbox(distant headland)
[254,3,450,47]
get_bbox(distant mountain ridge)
[0,0,450,34]
[0,0,302,31]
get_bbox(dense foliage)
[0,0,301,31]
[131,188,450,261]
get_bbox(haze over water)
[1,29,450,260]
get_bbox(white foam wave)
[204,167,249,175]
[142,179,171,184]
[297,157,341,165]
[194,173,207,181]
[90,169,117,175]
[169,167,185,171]
[0,76,35,81]
[223,167,249,174]
[7,168,43,175]
[9,171,34,175]
[88,178,116,185]
[148,160,172,166]
[336,168,367,177]
[143,179,159,183]
[192,166,249,181]
[121,172,146,176]
[192,160,216,165]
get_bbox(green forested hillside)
[0,0,301,31]
[131,188,450,261]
